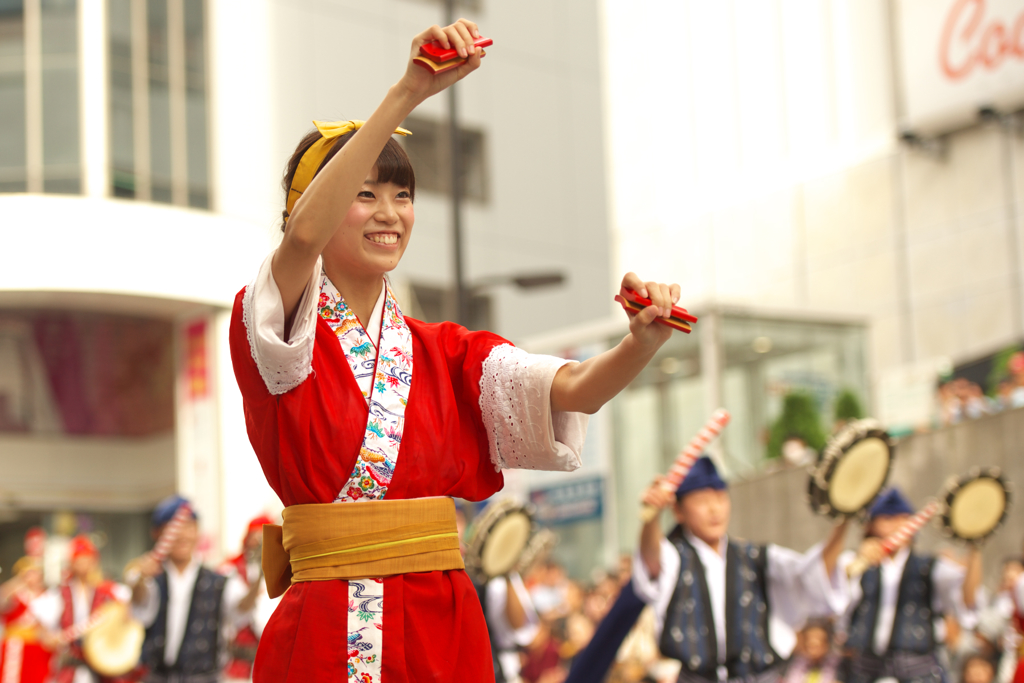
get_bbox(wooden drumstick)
[846,500,940,577]
[639,409,731,523]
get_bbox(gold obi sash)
[262,497,465,599]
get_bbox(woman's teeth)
[368,233,398,245]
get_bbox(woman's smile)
[366,232,401,247]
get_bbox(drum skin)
[940,468,1012,542]
[81,602,144,677]
[464,499,537,583]
[810,419,894,518]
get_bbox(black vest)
[846,552,936,655]
[659,530,778,679]
[142,566,227,676]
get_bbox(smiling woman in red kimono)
[229,18,683,683]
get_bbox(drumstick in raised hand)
[123,502,193,587]
[640,409,731,523]
[846,500,941,577]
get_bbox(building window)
[0,0,80,195]
[401,115,489,202]
[0,0,27,193]
[107,0,210,207]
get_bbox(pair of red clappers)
[615,289,698,334]
[413,35,493,74]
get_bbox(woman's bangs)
[375,138,416,200]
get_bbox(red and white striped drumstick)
[124,502,193,588]
[879,500,940,555]
[149,502,193,564]
[847,500,940,576]
[640,409,731,522]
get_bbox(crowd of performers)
[1,474,1020,683]
[472,458,1024,683]
[0,500,277,683]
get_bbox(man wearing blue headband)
[838,487,982,683]
[634,456,850,683]
[128,496,262,683]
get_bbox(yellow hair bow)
[285,119,412,221]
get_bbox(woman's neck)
[324,264,385,327]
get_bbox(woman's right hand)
[397,19,484,103]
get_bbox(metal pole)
[445,0,469,327]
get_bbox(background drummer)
[634,456,851,683]
[129,496,258,683]
[484,570,540,683]
[456,499,541,683]
[32,535,133,683]
[837,487,983,683]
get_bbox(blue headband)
[151,494,197,529]
[868,488,914,519]
[676,456,727,499]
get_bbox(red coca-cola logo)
[940,0,1024,80]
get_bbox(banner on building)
[529,477,603,526]
[895,0,1024,134]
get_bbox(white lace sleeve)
[478,344,589,472]
[241,250,321,395]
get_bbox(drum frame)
[809,418,895,519]
[938,466,1013,543]
[464,498,538,584]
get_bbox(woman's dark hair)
[281,128,416,231]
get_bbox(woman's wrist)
[389,81,425,112]
[623,329,663,358]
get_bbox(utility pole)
[445,0,469,327]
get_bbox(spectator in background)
[521,618,565,683]
[529,561,570,618]
[995,558,1024,683]
[783,618,841,683]
[963,655,998,683]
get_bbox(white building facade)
[0,0,611,573]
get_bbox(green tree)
[767,391,827,460]
[834,389,864,424]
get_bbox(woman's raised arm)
[271,20,484,323]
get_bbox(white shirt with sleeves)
[485,572,540,680]
[632,532,847,664]
[133,557,250,666]
[837,547,975,655]
[241,250,588,473]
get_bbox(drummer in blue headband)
[838,487,983,683]
[635,456,851,683]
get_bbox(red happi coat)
[229,289,507,682]
[0,593,53,683]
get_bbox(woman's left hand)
[620,272,680,352]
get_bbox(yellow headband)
[285,119,412,222]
